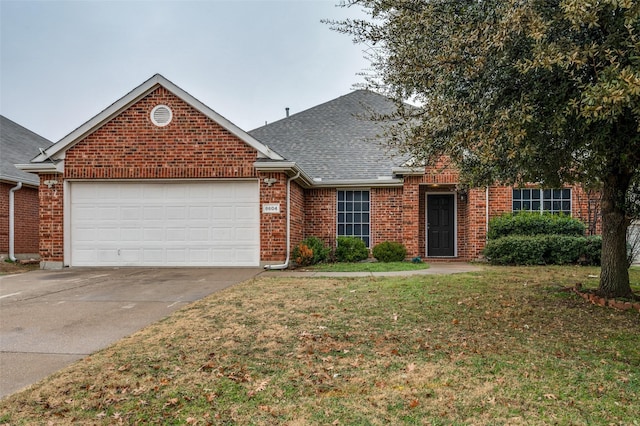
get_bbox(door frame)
[425,192,457,257]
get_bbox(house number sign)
[262,203,281,214]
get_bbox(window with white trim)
[337,190,370,247]
[512,188,571,214]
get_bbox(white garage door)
[70,181,260,267]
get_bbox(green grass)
[1,266,638,425]
[305,261,430,272]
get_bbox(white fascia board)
[313,178,404,188]
[253,161,314,187]
[15,161,63,174]
[392,166,425,176]
[33,74,283,163]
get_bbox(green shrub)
[582,235,602,266]
[335,236,369,263]
[484,234,602,265]
[292,236,330,266]
[372,241,407,262]
[544,235,586,265]
[484,235,547,265]
[487,212,586,239]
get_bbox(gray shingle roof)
[1,116,53,186]
[249,90,407,181]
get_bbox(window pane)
[532,201,540,210]
[513,201,521,211]
[562,201,570,211]
[523,189,531,200]
[336,190,370,246]
[543,189,551,199]
[553,189,562,198]
[523,201,531,210]
[543,201,551,210]
[562,189,571,199]
[532,189,540,199]
[553,201,561,211]
[513,189,521,200]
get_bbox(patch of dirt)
[0,259,39,275]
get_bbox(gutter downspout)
[264,172,301,270]
[9,182,23,262]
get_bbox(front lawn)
[1,266,639,425]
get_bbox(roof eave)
[311,178,404,188]
[392,166,425,176]
[253,161,314,187]
[32,74,284,163]
[15,161,63,174]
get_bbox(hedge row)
[484,234,602,266]
[487,211,586,240]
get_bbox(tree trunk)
[598,179,633,299]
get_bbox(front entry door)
[427,194,455,257]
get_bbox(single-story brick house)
[18,74,600,269]
[1,115,53,260]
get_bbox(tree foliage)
[330,0,640,298]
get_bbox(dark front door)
[427,194,455,257]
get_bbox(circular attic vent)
[151,105,172,127]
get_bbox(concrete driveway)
[0,267,260,399]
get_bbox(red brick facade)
[31,82,602,267]
[0,182,40,256]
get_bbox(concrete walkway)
[265,262,483,278]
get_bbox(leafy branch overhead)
[330,0,640,298]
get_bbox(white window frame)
[512,188,572,215]
[337,189,371,247]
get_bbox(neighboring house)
[1,115,53,260]
[630,221,640,265]
[18,74,600,269]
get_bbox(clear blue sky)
[0,0,370,142]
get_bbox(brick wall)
[65,88,257,180]
[371,187,403,247]
[258,172,287,262]
[303,188,337,248]
[39,174,64,261]
[39,87,268,265]
[0,182,40,255]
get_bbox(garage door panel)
[70,181,260,267]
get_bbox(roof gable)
[249,90,409,183]
[0,115,53,185]
[31,74,282,164]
